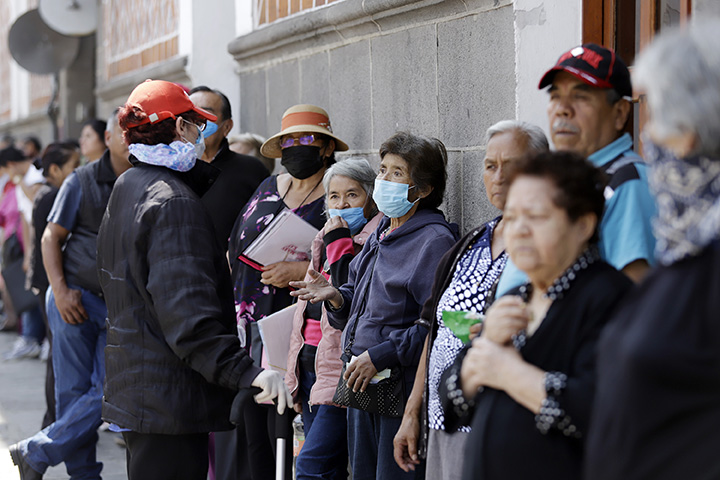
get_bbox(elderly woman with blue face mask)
[290,131,459,480]
[585,20,720,480]
[285,157,383,480]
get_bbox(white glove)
[251,369,292,415]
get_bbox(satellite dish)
[39,0,97,37]
[8,9,80,74]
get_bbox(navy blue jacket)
[328,208,458,390]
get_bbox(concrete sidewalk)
[0,330,127,479]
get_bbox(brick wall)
[0,1,56,122]
[0,2,12,122]
[102,0,180,81]
[255,0,341,26]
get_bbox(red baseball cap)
[124,79,217,128]
[538,44,632,98]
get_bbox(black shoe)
[9,444,43,480]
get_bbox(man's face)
[547,71,627,158]
[189,91,232,159]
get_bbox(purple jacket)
[328,208,458,391]
[285,213,383,407]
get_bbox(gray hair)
[229,132,266,153]
[634,19,720,157]
[485,120,549,155]
[322,157,376,200]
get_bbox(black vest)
[63,151,116,295]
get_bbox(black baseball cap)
[538,43,632,98]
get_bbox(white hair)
[322,157,376,197]
[485,120,549,155]
[634,19,720,157]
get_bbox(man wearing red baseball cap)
[92,80,290,479]
[496,44,656,296]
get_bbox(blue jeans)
[21,304,45,344]
[18,286,107,479]
[347,408,424,480]
[296,366,348,480]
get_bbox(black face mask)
[281,145,325,179]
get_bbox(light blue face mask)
[203,121,219,138]
[373,178,418,218]
[328,207,367,235]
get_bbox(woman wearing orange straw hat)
[224,104,348,480]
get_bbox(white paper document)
[257,305,297,373]
[240,208,319,268]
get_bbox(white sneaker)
[40,339,50,362]
[4,337,42,361]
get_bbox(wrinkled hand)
[344,351,378,393]
[293,403,303,414]
[289,269,343,306]
[323,215,349,235]
[393,409,422,472]
[260,261,309,288]
[251,369,293,415]
[54,285,88,325]
[481,296,529,346]
[460,337,521,398]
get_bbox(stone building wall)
[230,0,519,232]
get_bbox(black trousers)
[242,402,293,480]
[213,426,252,480]
[38,288,56,429]
[122,431,209,480]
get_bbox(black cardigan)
[414,223,494,454]
[586,240,720,480]
[440,260,631,480]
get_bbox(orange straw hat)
[260,104,349,158]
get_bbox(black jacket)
[97,158,262,434]
[414,224,494,454]
[201,140,269,250]
[440,261,631,480]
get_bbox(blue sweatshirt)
[328,208,458,388]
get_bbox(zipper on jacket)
[307,337,320,413]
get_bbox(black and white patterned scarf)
[644,140,720,266]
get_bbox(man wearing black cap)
[496,44,656,295]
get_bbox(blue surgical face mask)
[180,119,206,159]
[328,207,367,235]
[203,121,219,138]
[373,178,418,218]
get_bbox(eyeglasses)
[182,118,206,132]
[280,134,316,149]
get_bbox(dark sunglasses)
[280,134,316,149]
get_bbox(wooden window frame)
[582,0,691,147]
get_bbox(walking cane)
[231,386,295,480]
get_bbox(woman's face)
[47,153,81,188]
[377,154,412,185]
[483,131,528,211]
[327,175,368,211]
[503,175,594,285]
[79,125,106,160]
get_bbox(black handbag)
[331,247,406,417]
[333,362,405,418]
